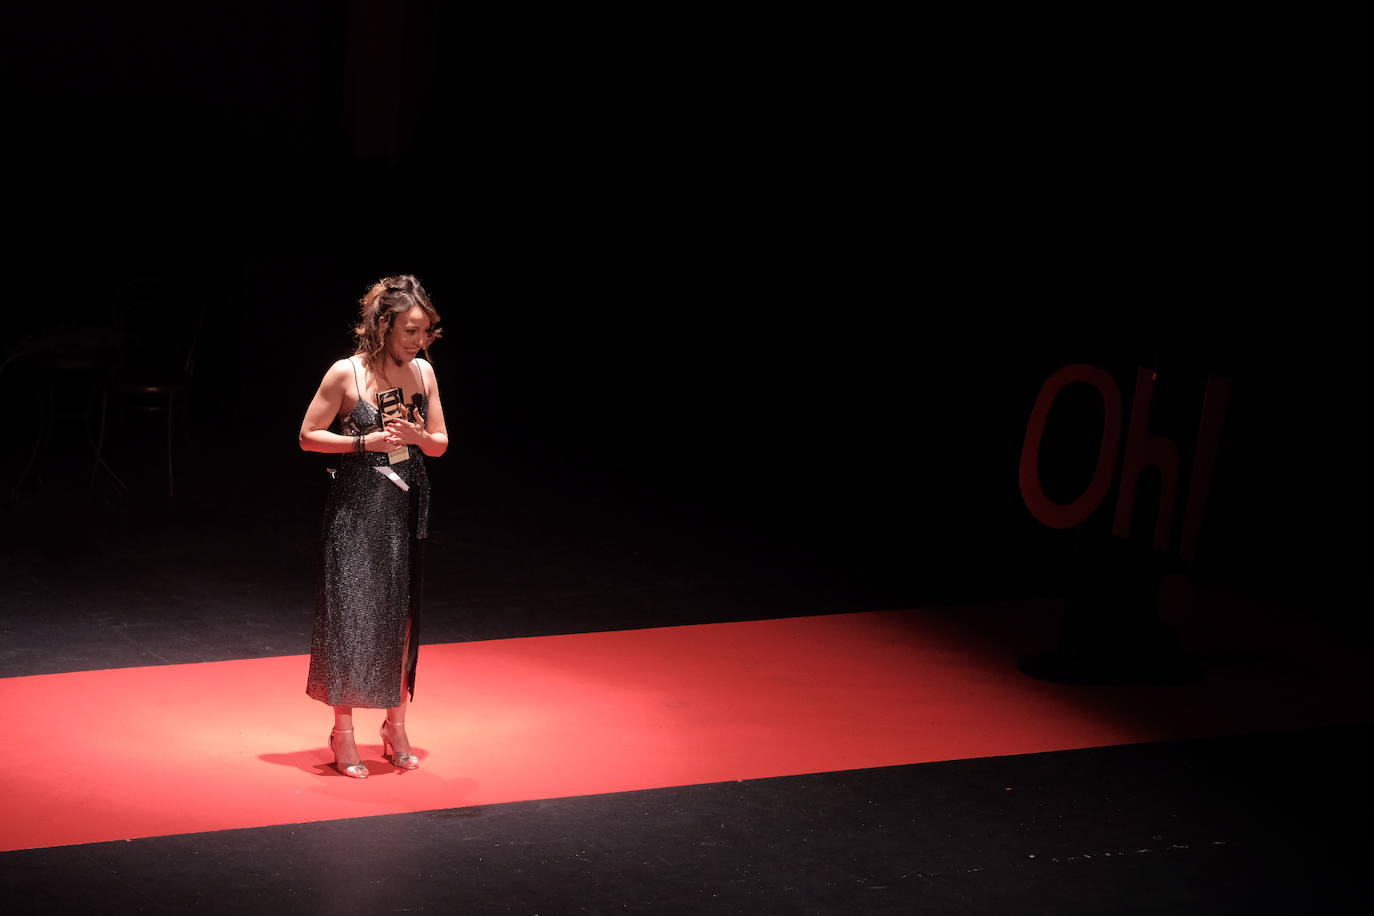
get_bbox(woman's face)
[385,305,434,365]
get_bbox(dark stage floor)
[2,443,1370,914]
[3,728,1366,915]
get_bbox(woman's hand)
[384,417,427,447]
[363,430,399,453]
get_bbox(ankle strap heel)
[329,728,369,779]
[380,720,420,770]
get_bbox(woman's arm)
[298,359,395,453]
[419,358,449,457]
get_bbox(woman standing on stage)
[298,274,449,778]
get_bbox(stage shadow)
[259,746,431,776]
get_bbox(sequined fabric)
[306,395,429,708]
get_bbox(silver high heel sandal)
[381,719,419,770]
[329,727,369,779]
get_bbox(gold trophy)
[376,387,411,465]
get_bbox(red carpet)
[3,602,1369,852]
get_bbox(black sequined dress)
[306,394,429,708]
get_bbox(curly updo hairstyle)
[354,274,442,367]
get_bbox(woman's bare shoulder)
[414,357,438,383]
[312,357,356,393]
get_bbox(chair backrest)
[111,275,203,383]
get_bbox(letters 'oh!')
[1020,364,1231,562]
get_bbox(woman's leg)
[384,694,412,752]
[330,706,366,772]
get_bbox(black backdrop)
[6,4,1363,631]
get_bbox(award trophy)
[376,387,411,465]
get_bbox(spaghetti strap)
[349,356,364,403]
[415,358,431,400]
